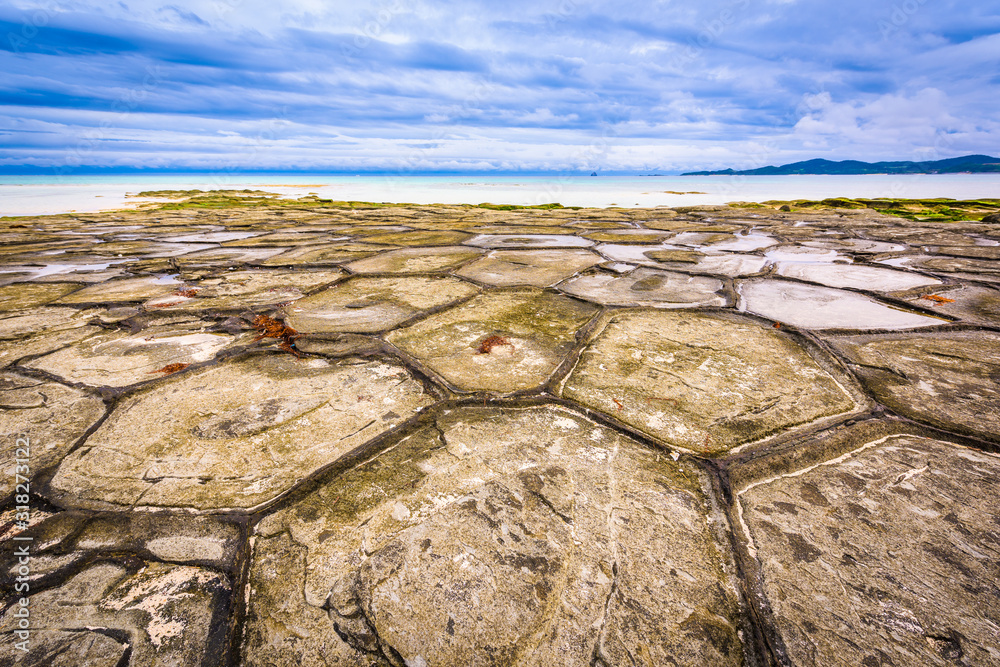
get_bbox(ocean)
[1,173,999,216]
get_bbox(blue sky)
[2,0,999,173]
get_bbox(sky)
[1,0,999,174]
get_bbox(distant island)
[682,154,1000,176]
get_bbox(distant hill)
[682,154,1000,176]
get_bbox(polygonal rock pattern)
[0,373,105,501]
[558,267,728,307]
[345,246,483,273]
[245,406,751,667]
[0,560,231,666]
[387,288,598,393]
[48,355,434,511]
[827,330,1000,444]
[455,249,602,287]
[0,510,243,597]
[285,275,479,333]
[560,310,859,455]
[4,199,1000,666]
[736,434,1000,667]
[25,326,236,387]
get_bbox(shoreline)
[4,189,999,225]
[4,173,1000,216]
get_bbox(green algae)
[761,197,1000,222]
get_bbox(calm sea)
[1,173,999,216]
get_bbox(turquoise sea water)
[1,173,999,216]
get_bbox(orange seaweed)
[919,294,955,304]
[150,362,189,374]
[253,314,303,357]
[476,335,512,354]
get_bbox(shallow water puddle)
[737,279,949,329]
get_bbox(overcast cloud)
[2,0,999,173]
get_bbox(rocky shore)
[2,193,998,666]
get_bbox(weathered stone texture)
[245,406,751,667]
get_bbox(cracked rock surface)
[47,355,433,511]
[246,405,750,667]
[2,196,998,666]
[735,432,1000,667]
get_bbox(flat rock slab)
[560,311,859,455]
[558,267,728,307]
[899,256,1000,283]
[0,560,231,666]
[345,246,483,273]
[736,435,1000,667]
[285,276,479,333]
[737,279,949,330]
[899,284,1000,327]
[774,262,941,292]
[465,234,593,249]
[456,249,602,287]
[387,288,598,393]
[25,326,236,387]
[827,330,1000,444]
[0,373,105,501]
[361,230,473,246]
[598,244,769,276]
[55,276,183,304]
[245,405,750,667]
[48,355,433,511]
[261,243,386,266]
[0,283,81,311]
[145,269,344,311]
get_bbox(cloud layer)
[2,0,998,173]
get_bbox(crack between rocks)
[528,489,574,526]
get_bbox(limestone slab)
[245,406,750,667]
[455,249,602,287]
[387,289,598,393]
[145,269,345,311]
[774,262,941,292]
[737,435,1000,667]
[737,279,949,330]
[0,283,81,311]
[261,243,386,266]
[285,276,479,334]
[25,326,236,387]
[560,311,858,455]
[899,284,1000,327]
[465,234,593,249]
[0,560,231,667]
[56,276,182,304]
[345,246,483,273]
[827,330,1000,444]
[0,373,105,501]
[48,355,433,511]
[558,268,727,307]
